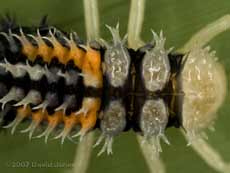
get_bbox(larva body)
[0,17,226,155]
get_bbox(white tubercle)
[0,59,26,78]
[94,100,126,156]
[142,31,171,92]
[140,99,170,155]
[14,90,42,108]
[17,61,46,81]
[0,87,24,109]
[103,25,130,87]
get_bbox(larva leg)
[72,1,100,173]
[182,131,230,173]
[137,135,166,173]
[83,0,100,41]
[178,14,230,53]
[127,0,146,49]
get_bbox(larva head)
[103,24,130,88]
[181,46,226,141]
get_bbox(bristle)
[3,106,31,134]
[14,90,42,108]
[42,28,69,65]
[20,109,46,139]
[34,110,62,142]
[53,114,78,144]
[0,14,17,32]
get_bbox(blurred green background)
[0,0,229,173]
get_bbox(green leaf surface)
[0,0,229,173]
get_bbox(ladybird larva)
[0,15,227,158]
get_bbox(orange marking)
[34,34,53,63]
[16,105,31,118]
[67,41,85,68]
[79,110,97,130]
[47,111,63,127]
[82,47,103,87]
[79,98,101,131]
[22,44,37,62]
[46,36,69,65]
[14,33,37,62]
[57,113,80,139]
[14,30,86,68]
[63,114,80,129]
[31,109,47,124]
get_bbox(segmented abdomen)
[0,21,103,144]
[0,19,185,155]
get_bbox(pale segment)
[181,46,227,139]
